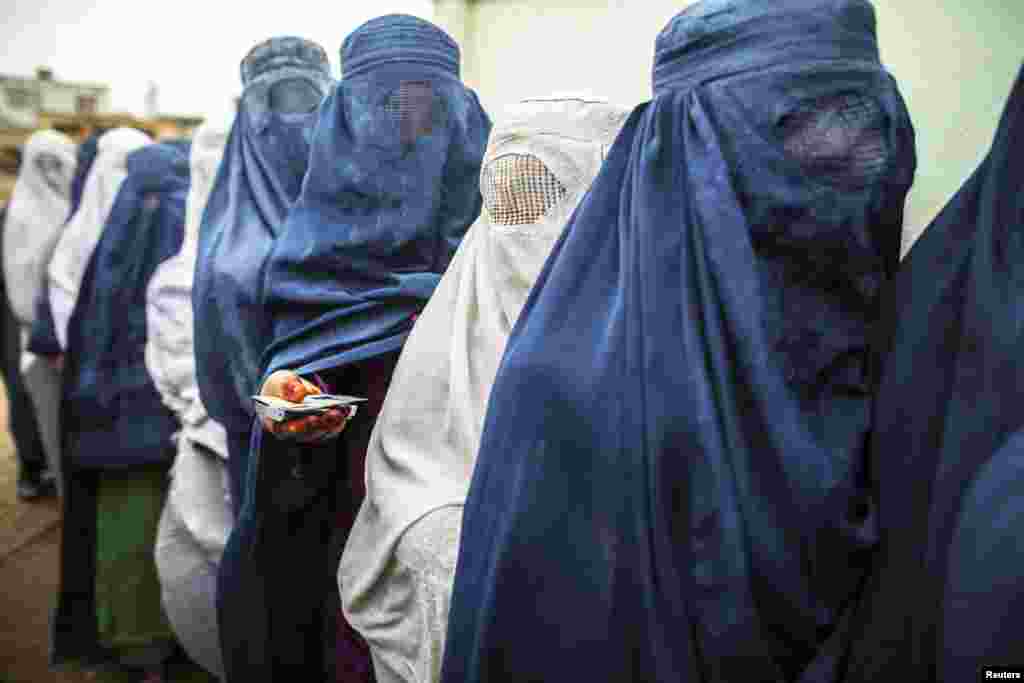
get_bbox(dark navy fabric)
[28,132,101,356]
[217,16,490,683]
[68,133,102,219]
[62,142,189,469]
[51,143,187,666]
[192,37,331,498]
[838,63,1024,683]
[259,15,491,380]
[440,2,916,682]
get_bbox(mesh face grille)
[267,79,322,114]
[385,81,436,144]
[481,154,567,226]
[780,92,888,190]
[34,152,67,195]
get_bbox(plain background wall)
[435,0,1023,253]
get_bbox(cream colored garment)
[339,95,630,683]
[4,129,76,489]
[145,116,232,459]
[148,117,233,680]
[47,127,151,350]
[2,129,75,325]
[155,438,233,681]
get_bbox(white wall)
[437,0,1023,252]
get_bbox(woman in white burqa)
[339,95,630,683]
[2,129,76,490]
[45,127,152,356]
[146,116,234,681]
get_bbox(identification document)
[252,394,366,423]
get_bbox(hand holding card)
[257,370,360,443]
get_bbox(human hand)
[259,370,352,443]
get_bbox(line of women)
[1,2,1021,682]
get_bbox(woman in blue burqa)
[192,37,333,517]
[825,63,1024,683]
[51,141,193,682]
[217,14,490,683]
[439,1,918,682]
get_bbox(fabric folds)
[43,127,152,353]
[838,62,1024,683]
[2,129,76,327]
[147,115,233,461]
[63,141,189,469]
[192,36,332,439]
[439,1,917,682]
[339,94,630,683]
[52,141,190,667]
[148,117,234,679]
[27,130,102,357]
[217,15,490,683]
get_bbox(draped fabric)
[27,131,103,356]
[339,95,630,683]
[147,116,233,461]
[217,16,490,683]
[192,37,331,516]
[440,2,917,682]
[69,132,102,219]
[155,438,233,681]
[0,201,49,486]
[259,15,492,381]
[62,141,189,469]
[52,141,190,667]
[147,118,234,679]
[2,130,76,489]
[44,127,152,352]
[192,37,332,439]
[836,63,1024,683]
[2,129,76,326]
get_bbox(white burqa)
[147,116,233,682]
[3,130,76,326]
[3,130,76,486]
[46,127,151,352]
[339,95,631,683]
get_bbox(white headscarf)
[145,115,233,458]
[339,95,631,656]
[2,130,76,326]
[46,127,152,351]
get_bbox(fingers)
[319,407,349,431]
[259,368,350,443]
[281,375,321,403]
[261,369,318,401]
[267,407,353,443]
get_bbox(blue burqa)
[217,15,490,683]
[835,63,1024,683]
[192,36,332,512]
[440,1,917,682]
[68,132,102,218]
[28,131,102,356]
[52,141,190,663]
[62,142,189,468]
